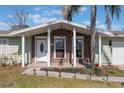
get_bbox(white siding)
[25,37,32,64]
[0,39,8,55]
[102,38,112,64]
[95,37,112,65]
[8,37,21,54]
[0,37,20,55]
[101,37,124,65]
[0,37,32,64]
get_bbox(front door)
[36,39,47,62]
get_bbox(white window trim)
[54,36,66,59]
[72,36,84,59]
[0,38,9,56]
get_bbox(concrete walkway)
[22,67,124,83]
[114,65,124,71]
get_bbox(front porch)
[18,20,103,68]
[30,27,92,67]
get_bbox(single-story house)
[0,19,124,67]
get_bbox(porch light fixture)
[60,34,64,37]
[108,40,112,47]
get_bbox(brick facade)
[32,29,91,65]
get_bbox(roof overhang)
[108,31,124,37]
[96,31,114,37]
[0,19,118,37]
[9,19,91,37]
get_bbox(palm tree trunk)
[90,5,97,67]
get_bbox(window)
[54,37,66,58]
[0,39,8,55]
[76,38,84,58]
[72,37,84,58]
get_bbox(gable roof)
[0,19,122,37]
[9,19,90,36]
[0,30,10,34]
[0,30,11,37]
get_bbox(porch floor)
[26,62,85,69]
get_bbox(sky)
[0,5,124,31]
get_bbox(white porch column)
[28,52,31,64]
[22,36,25,67]
[98,35,102,67]
[73,27,76,67]
[47,26,51,67]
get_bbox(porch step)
[26,62,85,70]
[76,63,85,67]
[51,62,73,67]
[26,63,48,68]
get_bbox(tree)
[7,10,29,30]
[62,5,121,67]
[90,5,97,66]
[62,5,82,21]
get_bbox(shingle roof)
[0,30,11,34]
[110,31,124,35]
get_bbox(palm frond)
[62,5,82,21]
[104,5,121,31]
[108,5,121,19]
[104,5,111,31]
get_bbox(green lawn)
[0,66,124,88]
[103,66,124,77]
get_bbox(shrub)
[0,55,9,66]
[0,53,21,66]
[94,67,106,76]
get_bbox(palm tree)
[90,5,97,66]
[62,5,121,67]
